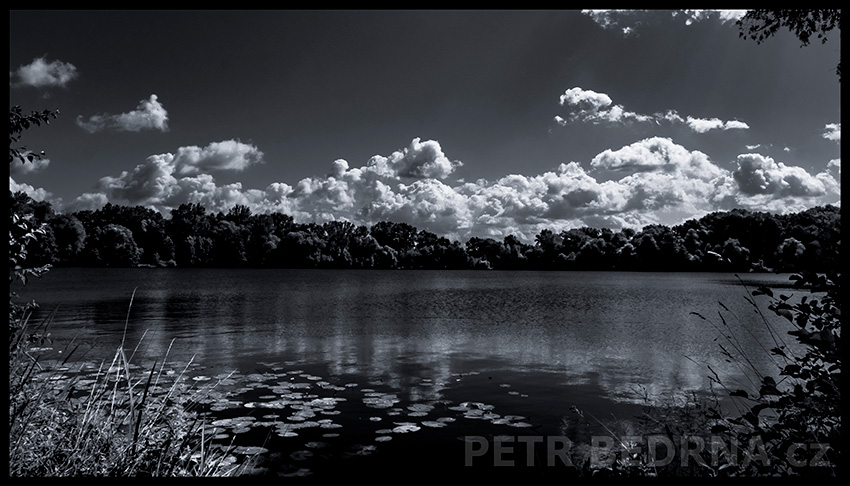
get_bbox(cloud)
[556,87,651,125]
[52,136,839,243]
[172,139,265,175]
[9,177,53,202]
[732,153,839,198]
[582,9,747,35]
[10,157,50,177]
[64,192,111,212]
[686,117,750,133]
[590,137,727,180]
[96,140,265,205]
[823,123,840,142]
[76,94,169,133]
[675,10,748,25]
[361,137,462,180]
[556,87,748,133]
[11,57,78,88]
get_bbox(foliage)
[9,107,58,348]
[578,271,842,477]
[737,9,841,80]
[16,195,841,274]
[9,105,59,165]
[719,271,842,475]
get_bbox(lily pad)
[290,450,313,461]
[407,403,434,413]
[232,446,269,455]
[392,423,421,433]
[420,421,447,428]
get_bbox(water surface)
[17,268,799,477]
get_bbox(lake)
[15,268,801,478]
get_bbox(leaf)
[754,286,774,297]
[759,383,780,396]
[781,364,801,376]
[775,308,794,322]
[730,389,750,399]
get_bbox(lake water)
[16,268,801,478]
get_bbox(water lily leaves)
[277,429,299,438]
[211,416,255,428]
[407,403,434,413]
[280,467,312,478]
[420,421,448,428]
[290,450,313,461]
[362,392,400,409]
[232,446,269,455]
[287,421,320,430]
[391,423,421,433]
[305,397,344,409]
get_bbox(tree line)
[10,191,840,273]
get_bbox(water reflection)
[20,268,796,410]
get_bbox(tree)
[49,214,87,265]
[9,105,59,165]
[737,9,841,80]
[10,106,59,341]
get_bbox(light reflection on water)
[19,268,797,408]
[20,268,807,476]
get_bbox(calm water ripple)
[17,268,800,477]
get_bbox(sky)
[9,9,841,243]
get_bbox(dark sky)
[10,9,841,241]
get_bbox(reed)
[567,272,841,477]
[8,292,258,477]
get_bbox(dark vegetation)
[580,271,842,477]
[10,191,841,274]
[9,11,842,474]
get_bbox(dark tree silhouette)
[9,105,59,164]
[737,9,841,80]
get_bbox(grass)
[565,272,841,477]
[8,290,261,477]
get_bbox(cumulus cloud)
[76,94,169,133]
[172,139,265,175]
[556,87,651,125]
[582,9,747,35]
[56,192,109,213]
[96,140,264,206]
[52,136,839,243]
[555,87,748,133]
[686,117,750,133]
[361,137,462,180]
[675,9,748,25]
[10,177,53,202]
[11,57,78,88]
[823,123,840,142]
[591,137,727,180]
[10,157,50,177]
[733,153,839,198]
